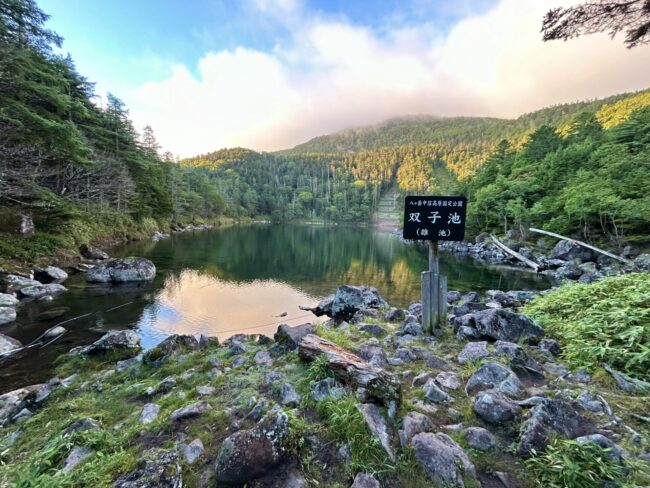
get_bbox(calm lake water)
[0,224,550,391]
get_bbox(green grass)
[524,273,650,379]
[525,437,632,488]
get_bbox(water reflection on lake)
[0,224,550,391]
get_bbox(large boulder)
[214,411,290,484]
[0,333,22,354]
[0,307,16,326]
[0,293,19,308]
[411,432,477,487]
[551,239,594,262]
[34,266,68,284]
[87,257,156,283]
[465,362,527,399]
[1,275,41,294]
[18,283,67,299]
[472,390,522,424]
[301,285,388,320]
[453,309,544,344]
[69,330,140,357]
[517,398,596,457]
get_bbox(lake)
[0,224,550,391]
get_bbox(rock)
[465,426,496,451]
[455,309,544,344]
[62,446,93,472]
[455,325,481,340]
[80,244,110,260]
[69,330,140,357]
[179,438,204,465]
[37,307,69,321]
[551,239,594,262]
[447,291,462,303]
[466,362,526,399]
[539,338,562,356]
[384,307,405,322]
[575,434,627,465]
[359,324,387,337]
[555,264,582,280]
[311,377,346,402]
[114,448,182,487]
[86,257,156,283]
[254,350,273,366]
[18,283,67,299]
[633,253,650,271]
[542,362,569,376]
[412,372,433,388]
[116,356,139,371]
[424,378,454,404]
[140,403,161,424]
[517,398,596,457]
[1,275,41,294]
[298,334,400,406]
[143,334,201,365]
[34,266,68,284]
[574,391,605,414]
[170,401,212,422]
[603,363,650,394]
[273,323,316,351]
[351,472,381,488]
[494,341,542,375]
[435,371,461,390]
[0,293,19,308]
[357,403,396,461]
[0,307,17,326]
[0,333,22,354]
[472,390,522,424]
[486,290,520,308]
[457,341,489,364]
[146,376,177,397]
[398,411,434,447]
[62,418,101,436]
[214,412,290,484]
[411,432,477,487]
[280,383,301,407]
[400,316,424,336]
[302,285,389,320]
[196,385,216,396]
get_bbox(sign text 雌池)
[402,195,467,241]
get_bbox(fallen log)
[529,228,633,265]
[489,234,540,272]
[298,334,401,406]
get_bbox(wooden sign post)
[403,196,467,334]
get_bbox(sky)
[39,0,650,157]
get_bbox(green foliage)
[524,273,650,378]
[315,395,394,474]
[525,438,627,488]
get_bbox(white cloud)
[127,0,650,156]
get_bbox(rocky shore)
[1,282,648,487]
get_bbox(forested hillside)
[0,0,226,261]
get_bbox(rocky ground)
[0,283,648,487]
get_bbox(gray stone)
[1,275,41,294]
[517,398,596,457]
[280,383,301,407]
[465,426,496,451]
[18,283,67,299]
[555,264,583,280]
[384,307,405,322]
[551,239,594,262]
[435,371,461,390]
[575,434,627,465]
[603,363,650,394]
[359,323,387,337]
[574,391,605,414]
[143,334,201,366]
[116,356,139,371]
[311,377,345,402]
[62,446,93,472]
[114,448,182,487]
[472,390,521,424]
[62,418,101,436]
[170,401,212,422]
[196,385,216,396]
[543,362,570,376]
[398,411,434,447]
[0,293,18,308]
[633,253,650,271]
[38,308,68,321]
[357,403,396,462]
[69,330,140,357]
[486,290,520,308]
[465,362,526,399]
[80,244,109,260]
[140,403,160,424]
[303,285,389,320]
[146,376,177,397]
[254,350,273,366]
[455,325,481,340]
[273,323,316,351]
[0,332,20,354]
[86,257,156,283]
[228,340,246,355]
[351,473,381,488]
[461,309,544,344]
[214,412,290,484]
[395,347,416,362]
[411,432,477,487]
[34,266,68,284]
[424,378,454,404]
[412,372,433,388]
[457,341,489,364]
[179,438,204,465]
[539,338,562,356]
[494,340,542,374]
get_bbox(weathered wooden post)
[403,196,466,334]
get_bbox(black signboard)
[403,195,467,241]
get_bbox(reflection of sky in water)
[136,269,323,348]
